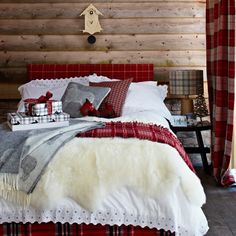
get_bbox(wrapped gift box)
[7,112,70,131]
[24,100,63,116]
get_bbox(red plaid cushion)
[90,78,132,117]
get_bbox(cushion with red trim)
[90,78,132,117]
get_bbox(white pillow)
[17,76,90,112]
[87,73,119,82]
[122,82,173,122]
[17,74,116,112]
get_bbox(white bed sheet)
[0,111,209,236]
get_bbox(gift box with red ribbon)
[24,91,63,116]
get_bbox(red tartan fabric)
[206,0,235,185]
[0,223,175,236]
[77,121,195,172]
[90,79,133,117]
[27,64,154,82]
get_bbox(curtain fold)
[206,0,235,186]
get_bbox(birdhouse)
[80,4,103,35]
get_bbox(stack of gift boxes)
[7,91,70,131]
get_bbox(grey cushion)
[61,82,111,118]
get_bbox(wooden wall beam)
[0,51,206,67]
[0,2,205,19]
[0,83,21,99]
[0,0,207,3]
[0,34,206,51]
[0,18,205,35]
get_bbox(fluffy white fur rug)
[30,137,206,211]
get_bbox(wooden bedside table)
[170,122,212,174]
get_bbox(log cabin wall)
[0,0,206,100]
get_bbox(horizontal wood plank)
[0,83,21,99]
[0,34,205,51]
[0,2,205,19]
[0,18,205,35]
[0,51,206,67]
[0,0,207,3]
[0,67,27,83]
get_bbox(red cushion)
[90,78,132,117]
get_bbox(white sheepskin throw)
[30,137,206,211]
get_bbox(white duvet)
[0,111,209,235]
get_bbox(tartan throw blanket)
[0,120,104,205]
[77,121,195,172]
[0,223,175,236]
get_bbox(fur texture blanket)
[30,135,206,211]
[0,120,104,205]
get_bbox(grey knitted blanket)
[0,120,104,197]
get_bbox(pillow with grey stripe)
[61,82,111,118]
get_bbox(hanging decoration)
[80,4,103,44]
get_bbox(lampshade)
[169,70,204,96]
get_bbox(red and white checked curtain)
[206,0,235,186]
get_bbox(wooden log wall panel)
[0,0,207,3]
[0,83,21,99]
[0,0,206,99]
[0,3,204,19]
[0,51,206,67]
[0,19,205,35]
[0,35,206,51]
[0,67,27,84]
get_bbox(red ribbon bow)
[24,91,53,116]
[37,91,53,103]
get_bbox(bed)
[0,64,208,236]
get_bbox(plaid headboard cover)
[27,64,154,82]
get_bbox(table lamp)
[169,70,204,115]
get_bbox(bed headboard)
[27,64,154,82]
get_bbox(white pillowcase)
[122,82,173,123]
[87,73,119,82]
[17,74,115,112]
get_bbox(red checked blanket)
[77,121,195,173]
[0,222,175,236]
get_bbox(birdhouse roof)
[80,4,103,16]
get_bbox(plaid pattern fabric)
[206,0,235,185]
[27,64,154,82]
[169,70,204,96]
[0,223,175,236]
[90,79,133,117]
[24,100,63,116]
[77,121,195,172]
[8,112,70,125]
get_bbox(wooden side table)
[170,122,212,174]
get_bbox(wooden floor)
[197,168,236,236]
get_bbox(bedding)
[61,82,111,118]
[0,64,208,236]
[90,78,133,117]
[122,82,173,122]
[17,73,116,113]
